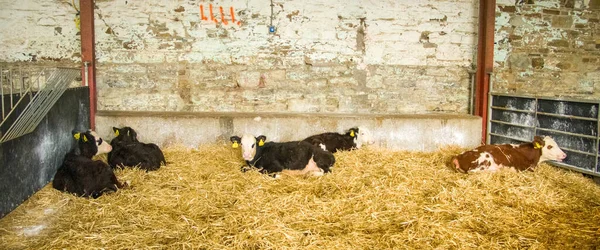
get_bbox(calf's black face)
[112,126,138,143]
[73,131,112,158]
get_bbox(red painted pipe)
[474,0,495,144]
[79,0,96,130]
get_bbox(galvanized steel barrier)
[0,67,80,143]
[488,93,599,177]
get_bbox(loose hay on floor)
[1,145,600,249]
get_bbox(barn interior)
[1,0,600,248]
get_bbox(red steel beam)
[474,0,496,144]
[79,0,96,130]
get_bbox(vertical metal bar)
[534,97,538,141]
[19,65,23,96]
[468,66,476,115]
[84,61,89,86]
[486,72,493,144]
[26,69,32,100]
[9,68,13,110]
[37,70,42,91]
[80,0,96,130]
[1,67,5,120]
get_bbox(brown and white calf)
[452,136,567,173]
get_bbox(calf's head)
[112,126,139,143]
[535,136,567,163]
[230,134,266,161]
[73,130,112,158]
[348,126,375,149]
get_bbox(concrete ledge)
[96,111,482,152]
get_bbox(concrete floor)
[96,111,482,152]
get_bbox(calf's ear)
[256,135,267,146]
[348,127,359,137]
[112,127,120,136]
[230,136,241,148]
[73,132,82,141]
[533,136,544,149]
[129,129,138,141]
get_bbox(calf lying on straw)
[230,134,335,177]
[452,135,567,173]
[108,126,166,171]
[302,126,375,153]
[53,130,127,198]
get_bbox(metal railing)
[1,66,80,143]
[488,93,600,176]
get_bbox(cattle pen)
[1,145,599,249]
[2,0,600,249]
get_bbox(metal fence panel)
[488,93,599,176]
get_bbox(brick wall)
[0,0,80,65]
[494,0,600,99]
[1,0,479,114]
[93,0,478,114]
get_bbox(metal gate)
[487,93,599,177]
[1,67,80,143]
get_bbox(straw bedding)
[1,145,599,249]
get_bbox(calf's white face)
[90,131,112,155]
[240,134,258,161]
[539,136,567,163]
[354,126,375,148]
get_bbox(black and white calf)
[53,130,127,198]
[302,126,375,153]
[107,126,166,171]
[230,134,335,176]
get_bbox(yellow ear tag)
[534,142,542,149]
[232,142,239,149]
[74,13,80,31]
[114,130,119,136]
[83,135,88,142]
[258,139,265,147]
[127,131,130,136]
[350,130,355,137]
[73,133,81,140]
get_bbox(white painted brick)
[496,0,515,5]
[1,0,483,114]
[307,79,328,88]
[237,71,261,88]
[435,44,463,61]
[428,32,448,44]
[132,52,165,64]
